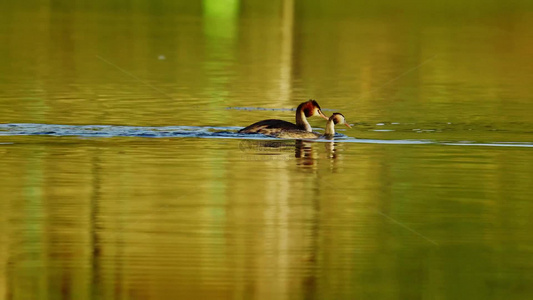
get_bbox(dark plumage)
[238,100,328,136]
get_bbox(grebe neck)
[325,120,335,136]
[296,109,312,132]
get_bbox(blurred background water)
[0,0,532,299]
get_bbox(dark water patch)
[0,123,255,140]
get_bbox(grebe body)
[239,100,328,136]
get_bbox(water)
[1,1,533,299]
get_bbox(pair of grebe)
[239,100,351,139]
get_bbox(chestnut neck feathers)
[295,100,321,132]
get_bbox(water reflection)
[1,135,533,299]
[294,140,316,166]
[324,141,338,160]
[293,140,341,166]
[238,139,343,169]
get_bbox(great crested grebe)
[276,113,351,139]
[238,100,328,136]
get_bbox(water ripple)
[0,123,532,148]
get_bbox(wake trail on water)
[0,123,532,148]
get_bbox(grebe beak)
[318,110,329,120]
[344,123,352,128]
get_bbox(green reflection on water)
[203,0,240,39]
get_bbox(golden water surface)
[1,1,532,299]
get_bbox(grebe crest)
[324,113,351,137]
[330,113,350,126]
[299,100,324,118]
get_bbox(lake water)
[1,1,532,299]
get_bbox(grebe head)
[299,100,328,120]
[330,113,352,128]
